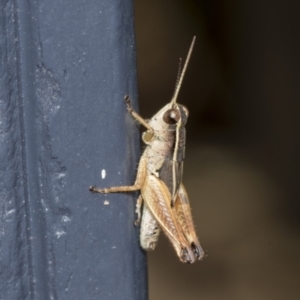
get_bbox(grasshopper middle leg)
[89,155,147,195]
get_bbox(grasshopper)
[90,37,205,263]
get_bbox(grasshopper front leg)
[124,95,154,135]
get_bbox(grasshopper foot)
[124,95,133,112]
[89,186,96,193]
[89,186,106,194]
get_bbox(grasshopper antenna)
[171,36,196,105]
[171,57,183,100]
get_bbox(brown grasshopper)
[90,36,205,263]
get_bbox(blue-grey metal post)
[0,0,147,299]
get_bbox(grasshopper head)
[142,102,189,144]
[148,102,189,131]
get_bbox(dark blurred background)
[134,0,300,299]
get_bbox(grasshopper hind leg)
[135,194,161,250]
[140,204,161,251]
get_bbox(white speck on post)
[62,215,71,222]
[56,231,66,238]
[104,200,109,205]
[101,169,106,179]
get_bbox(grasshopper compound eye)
[163,108,180,124]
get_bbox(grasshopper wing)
[141,174,196,263]
[174,184,205,260]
